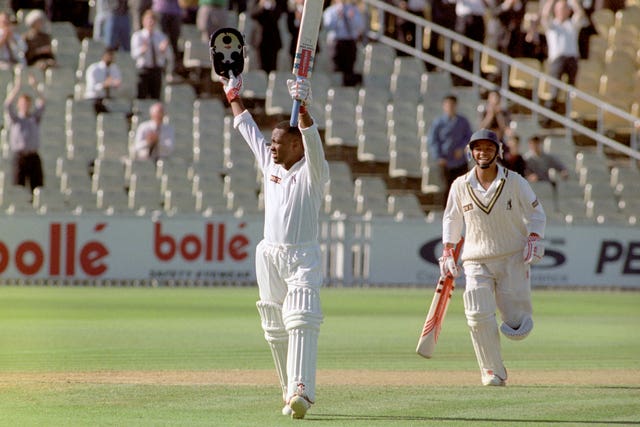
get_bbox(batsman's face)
[471,140,497,166]
[270,128,303,169]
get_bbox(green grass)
[0,286,639,426]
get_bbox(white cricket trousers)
[255,240,324,403]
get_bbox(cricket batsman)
[440,129,547,386]
[220,71,330,419]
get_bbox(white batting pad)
[283,286,323,402]
[463,287,507,381]
[256,300,289,399]
[500,315,534,341]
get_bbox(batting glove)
[439,247,459,278]
[221,70,243,103]
[287,78,312,105]
[523,234,544,265]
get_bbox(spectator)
[22,9,56,70]
[286,0,304,66]
[197,0,228,42]
[454,0,490,83]
[395,0,427,55]
[249,0,284,75]
[501,133,527,176]
[522,13,547,62]
[131,0,154,31]
[323,0,365,86]
[494,0,525,57]
[84,47,123,114]
[153,0,183,75]
[0,11,26,69]
[131,9,171,99]
[428,93,473,207]
[426,0,457,71]
[540,0,587,113]
[523,135,569,183]
[478,89,512,143]
[134,101,175,161]
[4,72,45,193]
[103,0,132,51]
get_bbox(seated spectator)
[84,47,123,114]
[0,11,26,69]
[478,89,512,142]
[23,9,56,70]
[4,72,46,193]
[133,102,175,161]
[500,133,527,176]
[523,135,569,183]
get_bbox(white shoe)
[288,395,311,419]
[482,371,507,386]
[282,405,292,416]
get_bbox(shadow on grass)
[310,414,639,425]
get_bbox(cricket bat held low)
[289,0,323,127]
[416,237,464,359]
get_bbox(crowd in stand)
[0,0,624,213]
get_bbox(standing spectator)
[131,0,154,31]
[221,70,329,420]
[4,72,45,193]
[439,128,546,387]
[501,133,527,176]
[454,0,489,82]
[131,10,171,99]
[249,0,284,75]
[495,0,525,57]
[522,13,548,62]
[22,9,56,70]
[428,93,473,207]
[0,11,26,69]
[133,102,175,161]
[286,0,304,66]
[84,47,123,114]
[103,0,132,51]
[153,0,183,75]
[523,135,569,183]
[323,0,365,86]
[197,0,228,42]
[478,89,512,143]
[426,0,457,70]
[396,0,427,54]
[540,0,587,113]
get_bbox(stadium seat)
[387,194,425,219]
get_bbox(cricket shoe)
[287,384,313,419]
[282,404,292,416]
[482,369,507,386]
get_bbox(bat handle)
[290,99,301,127]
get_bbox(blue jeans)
[104,14,131,51]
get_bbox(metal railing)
[361,0,640,163]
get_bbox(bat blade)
[290,0,324,126]
[416,237,464,359]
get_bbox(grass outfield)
[0,286,638,426]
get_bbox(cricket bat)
[289,0,324,127]
[416,237,464,359]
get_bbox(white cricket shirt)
[235,110,330,245]
[443,165,546,261]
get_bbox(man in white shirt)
[84,47,123,114]
[221,71,329,419]
[130,10,171,99]
[133,102,174,161]
[440,129,546,387]
[541,0,586,112]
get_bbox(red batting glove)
[221,71,243,103]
